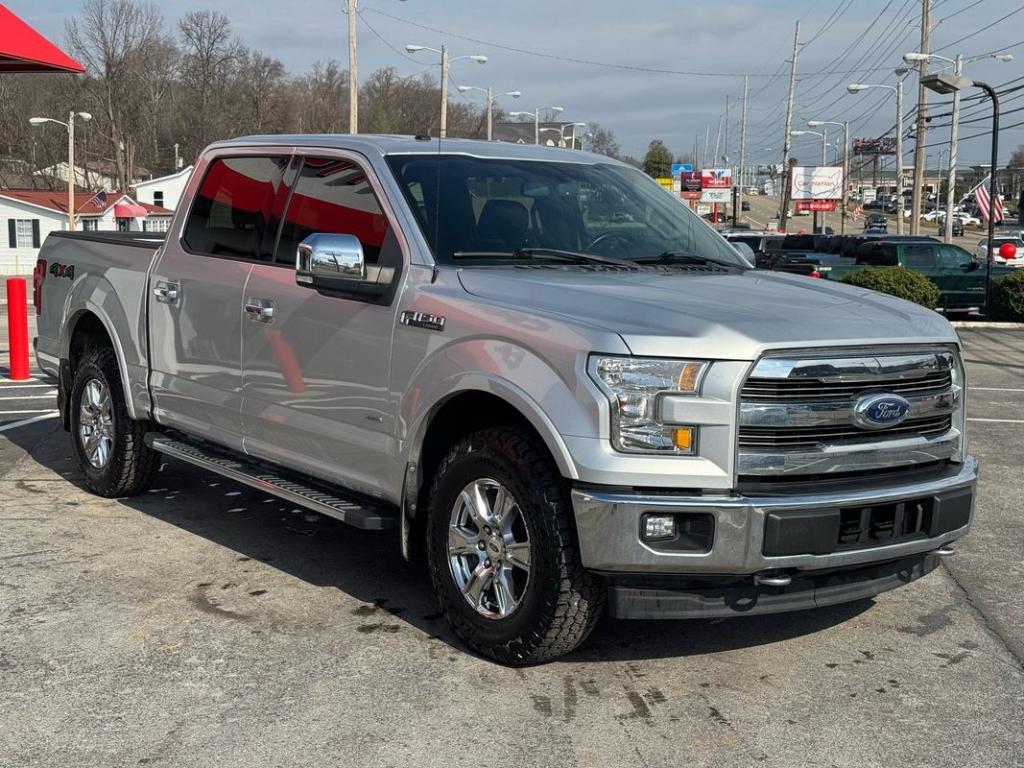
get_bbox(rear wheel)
[69,346,159,497]
[426,428,605,665]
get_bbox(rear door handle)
[244,298,275,323]
[153,282,179,303]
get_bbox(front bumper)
[570,455,976,576]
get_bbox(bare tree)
[178,10,242,152]
[66,0,165,189]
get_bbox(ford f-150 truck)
[34,135,976,665]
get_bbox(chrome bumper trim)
[571,455,976,574]
[739,389,955,428]
[738,430,961,475]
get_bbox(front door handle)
[244,298,275,323]
[153,282,179,303]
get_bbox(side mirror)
[295,233,392,298]
[966,259,981,271]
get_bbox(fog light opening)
[643,515,676,542]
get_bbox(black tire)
[69,345,159,497]
[426,427,605,665]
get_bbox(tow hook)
[931,545,956,558]
[754,571,792,587]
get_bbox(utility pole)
[724,94,730,164]
[347,0,358,134]
[896,79,905,235]
[779,20,800,233]
[485,86,493,141]
[439,45,450,138]
[713,114,723,167]
[738,75,748,219]
[67,111,77,231]
[703,124,710,170]
[943,53,963,243]
[910,0,931,234]
[841,120,849,234]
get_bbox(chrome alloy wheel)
[447,478,531,619]
[78,378,114,469]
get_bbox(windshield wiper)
[452,248,630,266]
[630,251,743,269]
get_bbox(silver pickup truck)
[34,136,976,665]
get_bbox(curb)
[952,322,1024,329]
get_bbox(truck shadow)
[13,428,875,664]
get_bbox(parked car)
[819,239,1015,310]
[864,213,887,231]
[975,235,1024,266]
[33,135,977,664]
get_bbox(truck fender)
[61,291,146,422]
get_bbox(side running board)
[145,433,396,531]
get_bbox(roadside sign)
[795,200,837,213]
[700,188,731,203]
[791,167,844,200]
[701,168,732,189]
[671,162,693,176]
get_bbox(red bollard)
[6,277,30,380]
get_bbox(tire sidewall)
[69,352,125,494]
[427,431,562,648]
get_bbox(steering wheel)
[585,232,637,257]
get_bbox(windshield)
[385,154,747,268]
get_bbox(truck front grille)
[737,349,961,478]
[739,414,953,449]
[741,370,951,401]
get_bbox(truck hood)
[457,267,959,360]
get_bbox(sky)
[21,0,1024,167]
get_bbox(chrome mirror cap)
[296,233,367,284]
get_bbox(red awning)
[0,4,84,73]
[114,203,148,218]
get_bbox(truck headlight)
[589,356,708,454]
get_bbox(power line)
[935,6,1024,52]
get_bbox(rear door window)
[182,156,289,260]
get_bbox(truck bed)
[34,230,165,423]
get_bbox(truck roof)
[207,134,619,165]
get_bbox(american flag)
[973,176,1004,223]
[83,189,107,210]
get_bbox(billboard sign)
[700,188,731,203]
[852,137,897,156]
[671,162,694,176]
[680,171,702,192]
[791,166,844,200]
[795,200,837,213]
[701,168,732,189]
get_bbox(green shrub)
[991,270,1024,321]
[840,266,940,308]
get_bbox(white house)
[34,160,152,193]
[133,165,193,211]
[0,189,173,275]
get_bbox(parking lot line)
[0,409,60,416]
[0,412,58,432]
[0,394,55,401]
[969,386,1024,393]
[966,417,1024,424]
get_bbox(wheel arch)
[400,382,579,561]
[62,305,139,422]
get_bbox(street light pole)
[920,70,1002,318]
[945,54,962,243]
[510,107,564,145]
[407,45,487,139]
[30,111,92,231]
[458,86,521,140]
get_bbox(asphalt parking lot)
[1,305,1022,766]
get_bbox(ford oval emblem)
[853,393,911,429]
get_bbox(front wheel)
[69,346,159,497]
[426,428,605,665]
